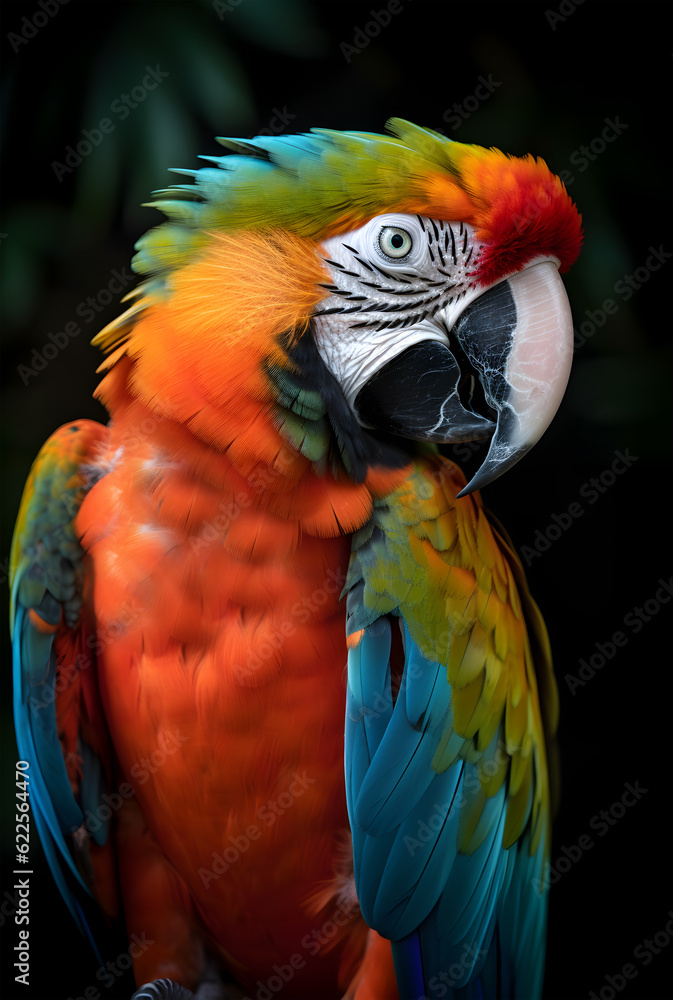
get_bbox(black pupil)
[391,233,404,249]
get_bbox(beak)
[353,259,574,496]
[450,260,574,496]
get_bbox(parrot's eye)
[378,226,413,260]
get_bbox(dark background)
[1,1,671,998]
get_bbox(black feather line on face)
[277,328,415,481]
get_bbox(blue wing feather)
[12,603,105,967]
[371,763,463,934]
[354,629,452,836]
[345,599,549,1000]
[13,604,86,886]
[392,932,426,1000]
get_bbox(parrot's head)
[98,119,582,495]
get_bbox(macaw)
[11,119,582,1000]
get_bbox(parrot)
[10,118,582,1000]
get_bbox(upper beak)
[449,260,574,496]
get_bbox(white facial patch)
[311,213,484,409]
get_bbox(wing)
[344,454,559,1000]
[10,419,117,947]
